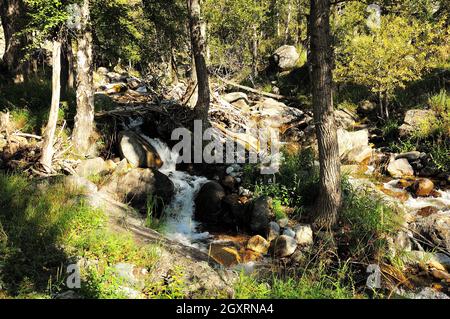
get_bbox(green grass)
[381,118,400,140]
[271,198,287,220]
[143,266,187,299]
[0,78,76,134]
[387,89,449,172]
[0,173,160,298]
[145,194,166,231]
[245,148,319,219]
[234,261,356,299]
[340,178,403,260]
[428,89,450,115]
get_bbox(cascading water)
[141,136,210,247]
[383,179,450,213]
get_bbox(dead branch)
[216,76,302,103]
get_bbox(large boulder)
[387,155,414,178]
[334,109,357,130]
[223,92,248,104]
[412,178,434,197]
[101,168,174,211]
[75,157,108,178]
[118,131,163,169]
[412,213,450,251]
[247,196,271,236]
[271,45,300,71]
[337,129,372,163]
[222,194,247,227]
[399,109,437,137]
[256,98,305,130]
[194,181,229,226]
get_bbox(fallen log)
[94,103,168,118]
[216,76,302,103]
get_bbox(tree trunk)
[72,0,95,156]
[0,0,30,82]
[61,39,75,97]
[251,24,259,78]
[295,1,303,46]
[284,0,293,44]
[188,0,210,121]
[40,40,62,173]
[310,0,341,229]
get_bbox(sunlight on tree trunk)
[252,24,259,78]
[284,0,292,44]
[72,0,95,156]
[310,0,342,230]
[188,0,210,122]
[39,40,61,173]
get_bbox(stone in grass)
[270,235,298,258]
[294,224,313,246]
[283,228,296,238]
[277,218,289,228]
[268,221,280,242]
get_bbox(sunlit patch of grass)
[0,173,160,298]
[341,178,403,260]
[234,261,357,299]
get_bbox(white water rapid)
[383,179,450,214]
[142,136,211,247]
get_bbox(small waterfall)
[143,136,210,246]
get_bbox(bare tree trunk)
[284,0,293,44]
[251,24,259,78]
[295,0,303,46]
[188,0,210,121]
[170,47,179,85]
[0,0,30,82]
[72,0,95,156]
[200,19,210,64]
[310,0,341,229]
[40,40,62,173]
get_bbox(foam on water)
[383,179,450,213]
[143,137,210,246]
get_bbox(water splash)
[383,179,450,213]
[143,136,210,246]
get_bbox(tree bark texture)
[72,0,95,156]
[188,0,210,121]
[40,40,62,172]
[310,0,342,229]
[0,0,30,81]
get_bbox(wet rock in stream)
[412,213,450,251]
[101,167,174,213]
